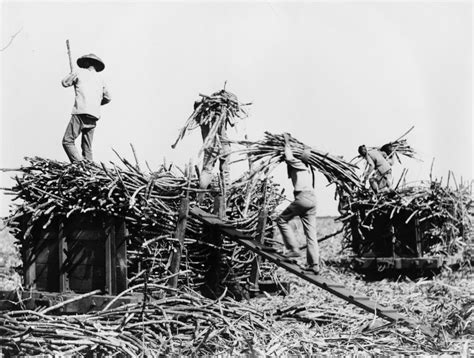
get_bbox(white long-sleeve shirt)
[285,150,313,192]
[62,68,111,119]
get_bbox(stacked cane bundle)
[379,138,417,161]
[370,126,418,163]
[229,132,361,193]
[340,176,473,257]
[171,88,251,152]
[2,154,282,294]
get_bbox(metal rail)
[190,207,435,337]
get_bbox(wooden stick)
[41,290,101,314]
[393,125,415,143]
[66,39,74,72]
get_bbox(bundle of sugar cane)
[374,126,418,162]
[171,88,251,151]
[340,176,473,257]
[229,132,362,193]
[347,180,472,227]
[2,155,283,293]
[382,138,417,160]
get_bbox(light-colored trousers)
[369,171,393,193]
[199,124,230,189]
[62,114,97,163]
[277,190,320,266]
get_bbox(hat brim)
[77,57,105,72]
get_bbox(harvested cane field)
[0,216,473,355]
[0,144,473,355]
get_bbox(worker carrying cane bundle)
[358,145,393,193]
[276,134,320,274]
[194,93,232,191]
[61,51,111,163]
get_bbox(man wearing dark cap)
[61,54,111,162]
[358,145,393,193]
[380,143,395,166]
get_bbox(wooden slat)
[104,218,117,295]
[58,222,70,293]
[202,174,227,298]
[168,196,190,288]
[249,207,268,292]
[415,218,422,257]
[168,163,192,288]
[115,220,128,293]
[249,180,268,292]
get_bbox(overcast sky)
[1,1,472,216]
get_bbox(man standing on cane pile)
[61,54,111,163]
[194,95,232,192]
[276,134,320,274]
[358,145,393,193]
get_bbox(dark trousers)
[62,114,97,163]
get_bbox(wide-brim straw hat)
[77,54,105,72]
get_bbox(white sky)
[1,1,472,216]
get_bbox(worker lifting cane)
[61,40,111,163]
[274,133,321,274]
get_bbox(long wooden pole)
[65,39,77,96]
[66,39,74,72]
[168,161,192,288]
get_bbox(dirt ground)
[257,217,473,355]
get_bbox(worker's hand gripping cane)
[283,133,294,160]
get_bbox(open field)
[0,222,21,291]
[0,217,472,355]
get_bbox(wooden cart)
[346,204,464,274]
[1,213,133,313]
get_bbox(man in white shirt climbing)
[61,54,111,163]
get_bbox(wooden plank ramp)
[190,207,435,337]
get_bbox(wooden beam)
[58,222,70,293]
[249,180,268,293]
[168,195,190,288]
[202,174,227,297]
[22,217,37,290]
[415,218,422,257]
[213,193,225,219]
[23,245,36,290]
[115,220,128,293]
[168,163,191,288]
[104,218,117,295]
[249,208,268,293]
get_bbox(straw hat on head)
[77,54,105,72]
